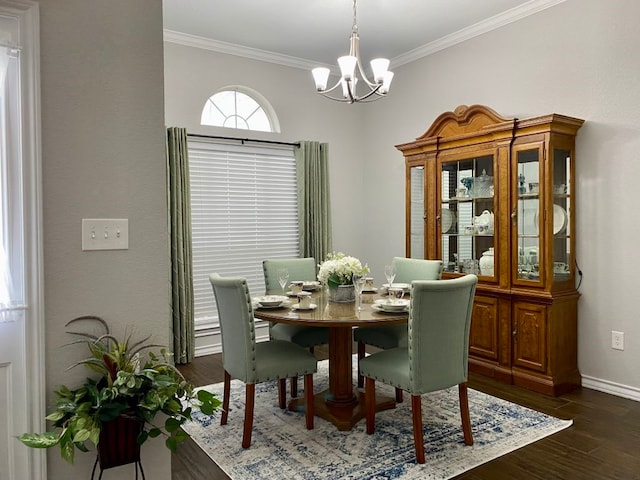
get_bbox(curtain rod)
[187,133,299,148]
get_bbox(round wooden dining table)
[253,289,408,431]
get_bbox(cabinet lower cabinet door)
[512,302,547,373]
[469,295,498,361]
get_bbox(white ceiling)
[162,0,563,69]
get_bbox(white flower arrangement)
[318,252,369,288]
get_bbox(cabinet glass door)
[552,149,571,281]
[516,148,541,281]
[409,165,425,259]
[440,155,495,277]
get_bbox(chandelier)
[311,0,394,104]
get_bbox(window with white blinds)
[188,140,299,329]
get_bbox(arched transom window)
[200,87,279,133]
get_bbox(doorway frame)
[0,1,45,479]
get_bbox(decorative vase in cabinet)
[479,248,494,276]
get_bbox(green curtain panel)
[295,141,333,261]
[166,127,194,364]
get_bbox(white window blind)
[188,140,299,329]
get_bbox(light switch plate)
[82,219,128,251]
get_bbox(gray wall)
[363,0,640,397]
[40,0,170,478]
[165,0,640,398]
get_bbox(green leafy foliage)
[17,316,221,464]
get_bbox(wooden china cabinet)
[396,105,584,396]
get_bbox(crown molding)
[163,29,320,71]
[392,0,568,67]
[164,0,568,71]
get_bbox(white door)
[0,317,29,480]
[0,3,44,479]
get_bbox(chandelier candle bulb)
[312,68,330,91]
[371,58,390,83]
[338,55,357,80]
[381,71,394,94]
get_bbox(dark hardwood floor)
[172,348,640,480]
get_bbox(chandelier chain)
[352,0,358,34]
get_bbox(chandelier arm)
[356,59,377,88]
[320,77,348,95]
[345,80,355,103]
[317,90,385,103]
[353,83,383,102]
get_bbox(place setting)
[251,295,291,310]
[285,280,321,296]
[372,297,410,313]
[376,263,412,298]
[290,291,318,311]
[372,284,410,313]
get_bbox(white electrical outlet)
[82,219,129,251]
[611,331,624,351]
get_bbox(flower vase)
[328,284,355,303]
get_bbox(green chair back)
[262,257,316,294]
[392,257,443,283]
[209,273,258,384]
[408,274,477,393]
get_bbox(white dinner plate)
[536,204,568,235]
[374,298,410,311]
[552,204,568,235]
[253,295,288,307]
[254,301,291,309]
[291,303,317,311]
[522,205,568,235]
[372,303,409,314]
[441,208,456,234]
[382,283,411,291]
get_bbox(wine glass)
[352,273,366,311]
[277,268,289,296]
[384,264,396,299]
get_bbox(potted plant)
[317,252,369,302]
[18,315,220,467]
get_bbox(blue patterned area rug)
[184,358,572,480]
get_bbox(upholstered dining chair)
[263,257,329,396]
[359,274,478,464]
[355,257,443,399]
[209,273,317,448]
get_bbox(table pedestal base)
[289,388,396,431]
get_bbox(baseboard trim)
[582,375,640,402]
